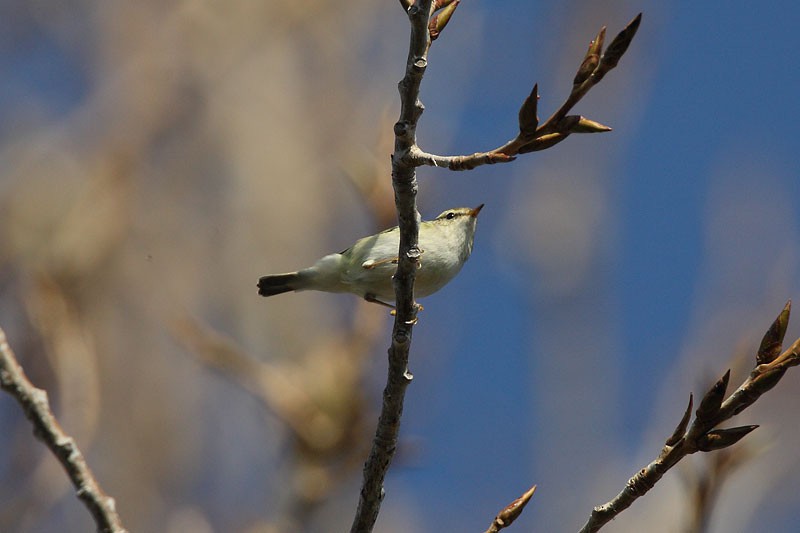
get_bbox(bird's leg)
[363,294,423,324]
[364,293,395,309]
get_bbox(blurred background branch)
[0,327,127,532]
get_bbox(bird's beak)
[470,204,485,217]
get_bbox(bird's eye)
[445,212,456,220]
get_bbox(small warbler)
[257,204,483,305]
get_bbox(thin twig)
[0,326,127,533]
[350,2,434,532]
[579,302,800,532]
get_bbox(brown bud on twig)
[666,394,693,446]
[770,337,800,369]
[517,132,569,154]
[595,13,642,80]
[518,84,539,139]
[569,116,613,133]
[696,370,731,422]
[757,300,791,365]
[573,27,605,86]
[429,0,460,41]
[697,425,759,452]
[485,485,537,533]
[557,115,582,132]
[751,366,788,394]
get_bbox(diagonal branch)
[579,301,800,532]
[350,1,434,531]
[0,326,128,533]
[410,13,642,171]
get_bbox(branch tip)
[596,13,642,76]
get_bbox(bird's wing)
[339,225,398,255]
[340,228,400,287]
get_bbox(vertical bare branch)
[350,1,434,531]
[0,327,127,533]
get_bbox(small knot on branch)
[394,121,409,137]
[406,246,422,261]
[394,328,410,344]
[627,468,657,495]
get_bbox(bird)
[257,204,483,306]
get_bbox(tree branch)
[579,301,800,532]
[411,13,642,171]
[0,326,127,533]
[350,1,434,531]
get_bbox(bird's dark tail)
[257,273,300,297]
